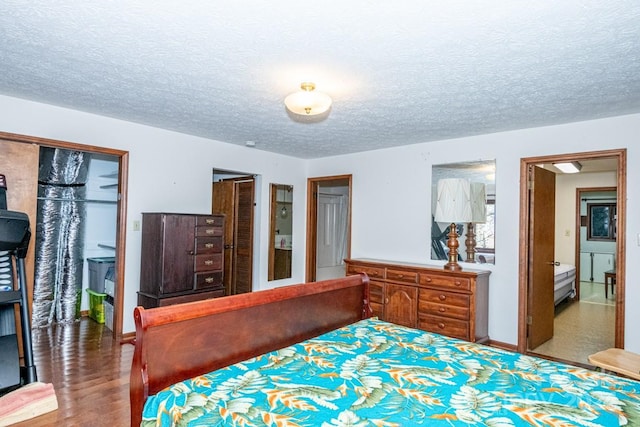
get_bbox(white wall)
[2,94,639,352]
[555,172,616,266]
[308,113,640,351]
[0,95,308,333]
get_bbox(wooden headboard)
[130,274,371,426]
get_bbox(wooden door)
[0,139,39,359]
[0,140,39,310]
[527,165,556,349]
[161,214,196,294]
[385,283,418,328]
[212,177,254,295]
[233,180,254,294]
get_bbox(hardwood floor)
[11,318,133,426]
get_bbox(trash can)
[87,257,115,294]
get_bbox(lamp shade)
[284,82,332,116]
[470,182,486,223]
[434,178,473,223]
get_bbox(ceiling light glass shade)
[434,178,474,224]
[553,161,582,173]
[284,82,332,116]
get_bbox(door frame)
[0,131,129,343]
[518,148,626,354]
[305,175,352,282]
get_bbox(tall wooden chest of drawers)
[345,258,490,343]
[138,213,225,308]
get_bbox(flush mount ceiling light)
[553,161,582,173]
[284,82,332,116]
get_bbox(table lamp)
[434,178,473,271]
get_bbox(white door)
[316,194,347,279]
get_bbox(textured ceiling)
[1,1,639,159]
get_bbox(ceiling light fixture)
[553,161,582,173]
[284,82,332,116]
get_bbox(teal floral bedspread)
[142,318,640,426]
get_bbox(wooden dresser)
[345,258,490,343]
[138,213,225,308]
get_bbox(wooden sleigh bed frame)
[130,274,371,426]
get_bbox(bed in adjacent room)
[554,263,577,305]
[131,274,640,426]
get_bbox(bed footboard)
[130,274,371,426]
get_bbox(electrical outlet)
[564,229,570,237]
[133,220,141,231]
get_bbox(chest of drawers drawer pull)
[438,294,446,301]
[205,277,214,283]
[205,260,214,266]
[438,307,446,313]
[205,218,216,224]
[205,243,214,248]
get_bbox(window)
[587,203,616,241]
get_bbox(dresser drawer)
[196,225,223,237]
[194,253,223,272]
[386,269,417,283]
[195,271,223,290]
[418,314,469,341]
[196,216,223,227]
[346,264,385,280]
[419,289,469,308]
[419,273,471,291]
[195,236,223,254]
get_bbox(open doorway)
[305,175,351,282]
[211,169,256,295]
[518,149,626,366]
[0,132,128,343]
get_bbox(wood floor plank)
[10,318,132,426]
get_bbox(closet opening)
[0,132,128,343]
[32,148,119,336]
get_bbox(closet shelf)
[37,197,117,204]
[100,172,119,179]
[97,243,116,250]
[99,184,118,189]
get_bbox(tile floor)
[532,281,615,365]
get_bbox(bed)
[554,263,576,305]
[130,274,640,426]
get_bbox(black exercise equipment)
[0,174,37,394]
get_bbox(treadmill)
[0,174,37,394]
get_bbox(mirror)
[431,160,496,264]
[269,184,293,280]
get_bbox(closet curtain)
[32,148,89,327]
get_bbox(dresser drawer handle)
[425,277,432,282]
[205,219,215,224]
[205,243,214,248]
[397,274,404,278]
[438,294,446,301]
[205,277,214,283]
[454,281,461,286]
[438,322,445,329]
[205,228,215,234]
[205,260,214,266]
[439,307,446,313]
